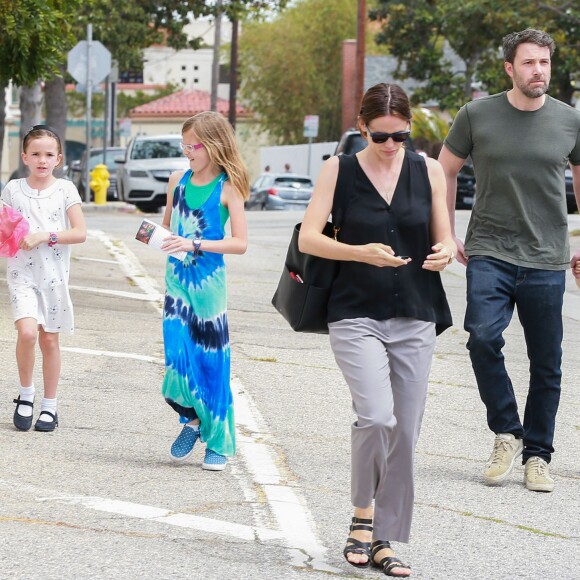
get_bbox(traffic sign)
[67,40,112,86]
[303,115,319,138]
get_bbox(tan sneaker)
[483,433,523,485]
[524,457,554,492]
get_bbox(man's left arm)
[571,164,580,277]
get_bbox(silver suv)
[115,134,189,212]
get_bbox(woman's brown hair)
[358,83,412,133]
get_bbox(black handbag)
[271,155,355,333]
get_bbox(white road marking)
[61,346,164,364]
[36,495,283,542]
[88,229,164,314]
[0,337,163,364]
[232,378,340,573]
[75,256,119,265]
[69,284,163,302]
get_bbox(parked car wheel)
[136,202,162,213]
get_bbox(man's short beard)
[521,83,548,98]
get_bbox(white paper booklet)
[135,218,187,261]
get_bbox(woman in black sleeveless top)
[300,84,455,577]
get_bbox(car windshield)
[274,177,313,187]
[131,139,182,160]
[343,134,368,155]
[89,150,125,171]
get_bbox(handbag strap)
[331,154,357,240]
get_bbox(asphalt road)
[0,207,579,580]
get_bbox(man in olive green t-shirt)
[439,28,580,493]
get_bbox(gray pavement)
[0,207,579,579]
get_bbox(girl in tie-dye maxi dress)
[160,112,249,471]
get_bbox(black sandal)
[34,411,58,432]
[343,516,373,568]
[371,540,411,577]
[13,397,34,431]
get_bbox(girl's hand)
[358,243,411,268]
[160,235,193,254]
[19,233,46,251]
[423,242,454,271]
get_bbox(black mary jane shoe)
[371,540,411,577]
[343,516,373,568]
[13,397,34,431]
[34,411,58,432]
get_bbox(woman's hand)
[160,235,193,254]
[358,243,412,268]
[423,242,455,271]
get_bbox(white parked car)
[115,134,189,212]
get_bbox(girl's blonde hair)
[182,112,250,200]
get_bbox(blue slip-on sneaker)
[170,425,200,462]
[202,448,227,471]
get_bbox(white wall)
[142,17,233,94]
[259,142,338,184]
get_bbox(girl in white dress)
[1,125,86,432]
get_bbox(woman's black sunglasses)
[367,129,411,144]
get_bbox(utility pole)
[228,17,239,129]
[356,0,366,109]
[210,0,223,112]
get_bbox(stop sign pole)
[85,24,92,203]
[67,24,112,203]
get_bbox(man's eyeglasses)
[367,129,410,144]
[180,142,204,153]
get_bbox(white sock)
[39,397,57,422]
[17,385,35,417]
[187,422,200,431]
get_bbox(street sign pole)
[68,26,111,203]
[303,115,319,177]
[85,23,93,203]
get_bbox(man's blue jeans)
[465,256,565,464]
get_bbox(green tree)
[239,0,357,144]
[0,0,80,176]
[370,0,579,110]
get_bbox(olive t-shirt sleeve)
[443,105,472,160]
[571,126,580,165]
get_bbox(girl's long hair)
[182,112,250,200]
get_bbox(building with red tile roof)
[129,87,249,121]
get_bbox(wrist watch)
[48,232,58,247]
[192,236,202,256]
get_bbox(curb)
[81,202,138,214]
